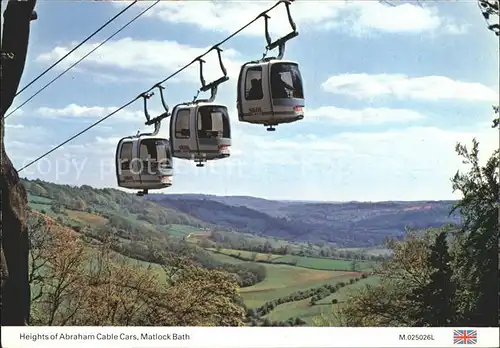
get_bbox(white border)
[1,327,499,348]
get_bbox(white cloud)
[36,38,244,85]
[113,0,466,36]
[5,123,25,129]
[35,104,164,123]
[306,106,425,125]
[10,114,497,201]
[322,73,499,101]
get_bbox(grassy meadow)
[27,192,381,325]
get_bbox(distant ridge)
[148,194,461,248]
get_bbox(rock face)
[1,0,37,326]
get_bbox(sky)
[3,0,499,201]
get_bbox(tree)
[28,217,246,326]
[450,137,499,327]
[477,0,499,36]
[350,259,358,272]
[407,231,456,326]
[334,230,438,326]
[1,0,38,326]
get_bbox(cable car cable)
[17,0,293,173]
[143,0,288,94]
[5,0,155,119]
[15,0,138,98]
[18,98,139,173]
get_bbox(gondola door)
[138,138,173,187]
[172,107,194,159]
[117,140,137,187]
[269,61,304,120]
[240,65,272,122]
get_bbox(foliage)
[21,179,207,230]
[28,214,246,326]
[450,137,499,326]
[153,195,459,248]
[406,231,456,326]
[478,0,499,36]
[334,229,440,326]
[252,278,363,318]
[210,247,379,271]
[313,107,499,327]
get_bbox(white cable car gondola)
[170,48,232,167]
[116,89,173,196]
[237,0,304,131]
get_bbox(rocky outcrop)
[1,0,37,326]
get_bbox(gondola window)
[270,62,304,99]
[119,142,133,171]
[245,66,263,100]
[140,139,171,172]
[197,106,230,138]
[175,109,190,138]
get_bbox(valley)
[23,178,461,325]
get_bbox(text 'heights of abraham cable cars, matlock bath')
[169,46,232,168]
[237,0,305,131]
[115,86,174,196]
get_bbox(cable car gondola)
[170,101,231,167]
[170,47,232,167]
[116,89,173,196]
[237,0,304,131]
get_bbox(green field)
[210,248,376,272]
[27,192,381,326]
[205,249,364,308]
[28,194,57,216]
[274,255,374,271]
[264,276,381,324]
[66,210,108,227]
[240,266,361,308]
[339,247,392,257]
[167,224,204,238]
[27,193,52,203]
[208,248,284,261]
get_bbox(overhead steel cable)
[6,0,151,119]
[15,0,138,97]
[18,99,139,172]
[17,0,291,173]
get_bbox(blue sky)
[4,0,499,201]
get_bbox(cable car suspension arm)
[140,91,154,123]
[262,0,298,60]
[140,85,170,136]
[196,45,229,95]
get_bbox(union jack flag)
[453,329,477,344]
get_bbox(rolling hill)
[23,178,461,248]
[148,194,461,247]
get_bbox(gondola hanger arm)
[154,84,170,114]
[140,91,154,122]
[197,46,229,94]
[261,0,299,59]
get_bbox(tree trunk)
[1,0,37,326]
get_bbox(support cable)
[18,0,293,172]
[15,0,138,97]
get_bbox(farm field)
[209,248,376,271]
[207,248,284,261]
[239,267,362,308]
[206,250,364,308]
[264,275,381,324]
[27,191,382,325]
[338,247,392,257]
[66,210,108,227]
[167,224,204,238]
